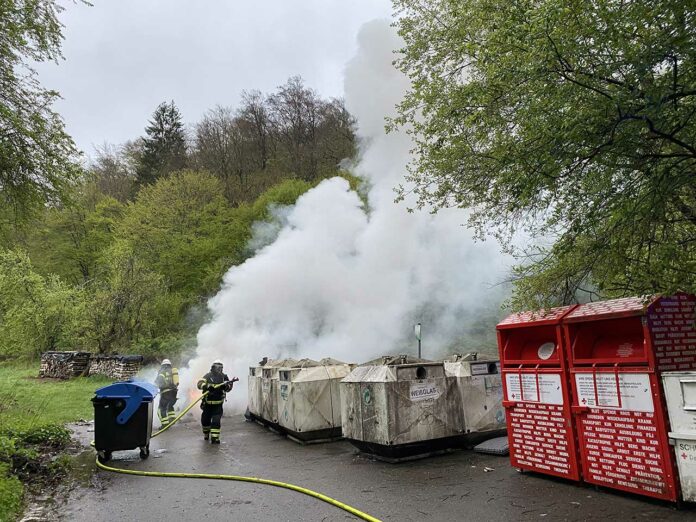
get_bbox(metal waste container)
[341,355,464,461]
[564,294,696,502]
[92,381,158,462]
[442,353,506,447]
[663,371,696,502]
[497,305,581,481]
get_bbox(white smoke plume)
[183,20,511,412]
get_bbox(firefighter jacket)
[197,371,232,405]
[155,366,179,394]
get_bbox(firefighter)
[155,359,179,428]
[197,360,239,443]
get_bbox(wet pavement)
[57,416,696,521]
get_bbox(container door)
[571,368,677,501]
[503,368,579,480]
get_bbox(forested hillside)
[0,77,358,361]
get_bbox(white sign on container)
[574,372,653,412]
[505,373,563,405]
[409,380,442,402]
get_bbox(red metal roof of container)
[563,296,651,321]
[497,305,577,328]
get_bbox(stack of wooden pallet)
[39,351,91,379]
[88,355,144,380]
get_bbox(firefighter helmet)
[161,359,172,366]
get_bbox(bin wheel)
[139,445,150,459]
[97,450,112,463]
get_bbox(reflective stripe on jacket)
[197,371,230,404]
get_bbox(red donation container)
[497,306,581,481]
[564,293,696,501]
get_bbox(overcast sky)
[36,0,393,156]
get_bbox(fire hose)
[93,389,381,522]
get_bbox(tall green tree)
[393,0,696,308]
[21,185,124,284]
[117,170,246,297]
[0,250,84,359]
[136,101,187,185]
[83,246,177,354]
[0,0,81,223]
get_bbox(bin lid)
[497,305,577,329]
[94,380,158,399]
[564,297,649,322]
[94,381,159,425]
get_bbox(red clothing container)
[564,294,696,501]
[497,305,581,481]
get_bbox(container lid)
[564,297,650,322]
[360,354,431,366]
[264,358,299,368]
[319,357,348,366]
[497,305,578,328]
[94,381,159,425]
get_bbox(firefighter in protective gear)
[197,360,239,443]
[155,359,179,428]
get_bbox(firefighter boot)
[202,427,210,441]
[210,428,220,444]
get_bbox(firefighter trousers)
[201,403,223,442]
[158,391,177,425]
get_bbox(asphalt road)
[58,416,695,522]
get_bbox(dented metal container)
[662,371,696,502]
[277,357,353,443]
[442,353,506,447]
[340,355,464,461]
[247,364,263,420]
[259,358,299,427]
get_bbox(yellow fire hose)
[94,390,381,522]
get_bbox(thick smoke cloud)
[183,20,511,411]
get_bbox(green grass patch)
[0,363,111,431]
[0,362,111,521]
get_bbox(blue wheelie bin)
[92,381,159,462]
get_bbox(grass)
[0,364,111,431]
[0,362,111,521]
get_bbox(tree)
[20,184,124,284]
[83,246,176,354]
[0,250,84,359]
[116,170,247,297]
[238,90,271,172]
[90,142,138,202]
[0,0,81,223]
[194,106,252,202]
[136,101,187,185]
[268,76,322,180]
[317,98,357,172]
[393,0,696,308]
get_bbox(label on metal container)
[574,373,653,412]
[505,373,563,405]
[508,402,574,478]
[650,294,696,372]
[410,380,442,402]
[471,363,491,376]
[579,409,669,499]
[675,439,696,502]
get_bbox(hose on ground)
[94,391,382,522]
[95,458,381,522]
[151,391,207,437]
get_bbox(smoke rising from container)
[183,20,511,412]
